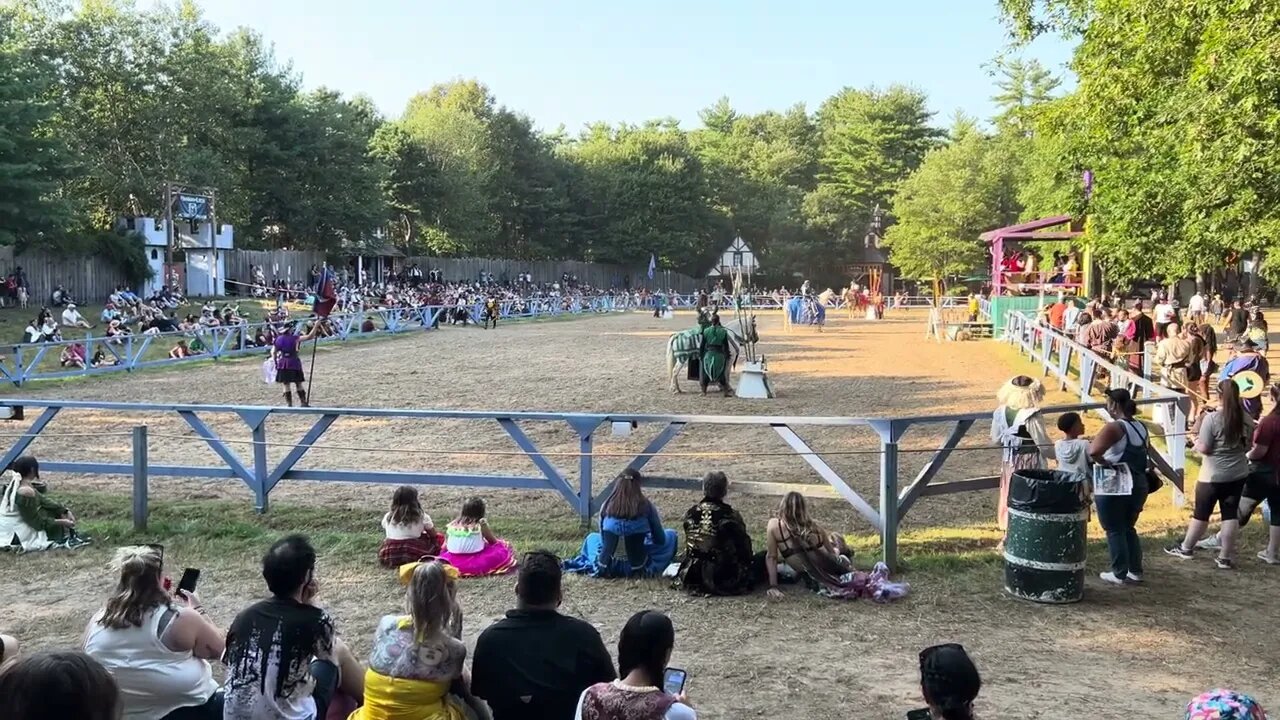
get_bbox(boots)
[283,391,293,407]
[298,389,310,408]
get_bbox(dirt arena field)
[1,309,1276,719]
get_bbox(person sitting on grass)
[222,534,365,720]
[437,497,517,577]
[83,545,225,720]
[361,317,377,333]
[378,485,441,570]
[105,318,131,344]
[188,335,207,355]
[0,650,122,720]
[575,469,678,578]
[61,342,87,369]
[170,340,191,360]
[0,455,88,550]
[349,561,489,720]
[574,610,696,720]
[915,643,981,720]
[673,471,754,596]
[91,348,118,367]
[61,303,93,329]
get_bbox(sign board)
[175,193,210,220]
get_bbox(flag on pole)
[312,265,337,318]
[648,254,656,280]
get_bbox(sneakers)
[1099,571,1127,585]
[1257,551,1280,566]
[1165,545,1195,560]
[1196,534,1222,550]
[1126,572,1144,583]
[1215,557,1235,570]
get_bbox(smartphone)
[662,667,687,696]
[177,568,201,594]
[906,709,932,720]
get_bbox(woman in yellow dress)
[350,561,487,720]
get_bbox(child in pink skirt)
[437,497,517,576]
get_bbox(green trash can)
[1004,468,1088,604]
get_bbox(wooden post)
[132,425,149,531]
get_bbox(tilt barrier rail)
[1001,310,1189,498]
[0,395,1176,569]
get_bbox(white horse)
[666,327,744,393]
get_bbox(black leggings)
[1193,479,1247,522]
[1243,474,1280,527]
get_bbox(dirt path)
[1,310,1275,719]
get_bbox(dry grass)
[0,310,1276,719]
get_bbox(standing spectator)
[1079,312,1116,358]
[471,550,616,720]
[916,644,981,720]
[1088,388,1151,584]
[1154,323,1193,392]
[1221,339,1270,419]
[1129,301,1156,364]
[1047,295,1067,330]
[1240,384,1280,564]
[1168,379,1252,569]
[1154,294,1177,338]
[222,534,364,720]
[83,546,225,720]
[1210,293,1225,324]
[0,651,121,720]
[574,610,695,720]
[1189,290,1207,325]
[1228,300,1250,341]
[14,265,28,308]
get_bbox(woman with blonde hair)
[764,492,906,601]
[351,561,486,720]
[991,376,1051,537]
[82,546,225,720]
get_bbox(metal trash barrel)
[1004,468,1087,604]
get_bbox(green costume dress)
[699,324,730,390]
[16,488,70,542]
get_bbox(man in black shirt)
[471,550,616,720]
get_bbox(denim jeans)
[1095,476,1149,576]
[599,530,650,572]
[309,659,339,720]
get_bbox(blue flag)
[648,254,656,280]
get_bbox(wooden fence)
[223,249,326,287]
[402,256,701,292]
[0,247,129,307]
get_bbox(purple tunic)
[273,334,303,372]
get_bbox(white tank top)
[84,606,217,720]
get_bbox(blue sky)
[196,0,1075,131]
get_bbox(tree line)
[1,0,966,283]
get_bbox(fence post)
[1142,342,1155,392]
[578,431,593,528]
[1171,396,1188,508]
[132,425,149,531]
[879,429,900,571]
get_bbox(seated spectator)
[23,318,41,344]
[0,632,16,667]
[61,342,87,369]
[83,546,224,719]
[1185,689,1268,719]
[350,561,486,720]
[92,348,118,367]
[673,471,754,596]
[472,551,615,720]
[187,336,206,355]
[574,610,695,720]
[50,284,71,307]
[0,455,88,550]
[437,497,516,577]
[40,314,60,342]
[0,650,122,720]
[179,315,198,333]
[360,317,377,333]
[222,534,364,720]
[377,485,441,570]
[916,643,981,720]
[765,492,907,601]
[253,326,270,347]
[61,303,93,329]
[564,469,677,577]
[102,303,121,324]
[106,318,131,343]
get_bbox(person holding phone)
[223,535,365,720]
[82,545,225,720]
[574,610,695,720]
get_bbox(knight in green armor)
[699,314,732,396]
